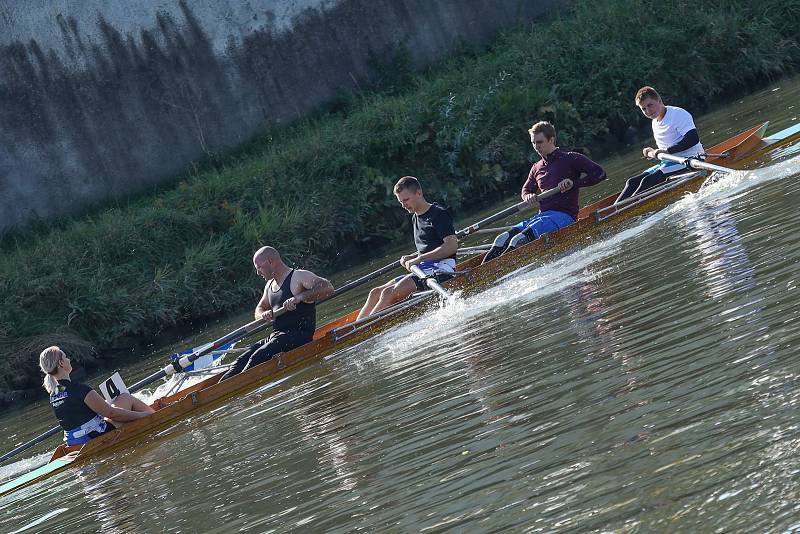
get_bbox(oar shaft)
[127,318,271,392]
[0,428,61,464]
[409,265,454,301]
[131,306,290,391]
[458,244,492,255]
[456,186,559,237]
[467,226,512,235]
[656,153,733,174]
[332,261,401,297]
[456,202,527,237]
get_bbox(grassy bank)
[2,0,799,405]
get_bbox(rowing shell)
[2,120,798,497]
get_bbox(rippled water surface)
[2,78,800,532]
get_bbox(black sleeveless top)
[269,270,316,336]
[50,379,97,431]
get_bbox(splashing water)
[335,154,799,371]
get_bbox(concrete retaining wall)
[0,0,561,231]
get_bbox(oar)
[332,261,404,297]
[655,152,734,174]
[332,186,560,296]
[467,225,512,235]
[0,307,287,465]
[128,306,286,391]
[409,265,454,301]
[458,244,492,255]
[456,186,559,237]
[0,427,61,464]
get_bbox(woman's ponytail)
[39,346,64,394]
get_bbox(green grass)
[2,0,799,403]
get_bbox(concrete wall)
[0,0,561,232]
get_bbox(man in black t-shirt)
[357,176,458,320]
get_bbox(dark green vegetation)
[1,0,799,405]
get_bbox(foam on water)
[136,353,231,405]
[0,453,50,482]
[675,153,800,211]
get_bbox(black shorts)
[411,271,455,292]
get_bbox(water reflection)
[73,466,137,533]
[679,197,755,300]
[2,89,800,533]
[290,377,360,494]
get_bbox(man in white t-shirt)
[615,86,704,203]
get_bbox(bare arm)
[84,391,150,422]
[254,285,272,321]
[283,270,335,310]
[417,234,458,262]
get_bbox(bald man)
[220,247,334,381]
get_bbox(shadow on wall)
[0,0,560,232]
[0,2,235,232]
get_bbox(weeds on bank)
[1,0,799,396]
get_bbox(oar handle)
[655,152,733,174]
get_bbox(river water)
[2,76,799,532]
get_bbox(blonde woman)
[40,346,154,446]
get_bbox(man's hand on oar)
[399,253,419,271]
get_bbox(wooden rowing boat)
[452,122,800,293]
[2,120,799,497]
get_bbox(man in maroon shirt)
[482,121,606,264]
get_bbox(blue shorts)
[513,210,575,239]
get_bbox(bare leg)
[370,276,417,316]
[357,281,395,320]
[111,392,155,414]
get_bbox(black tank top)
[50,379,98,431]
[269,270,316,336]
